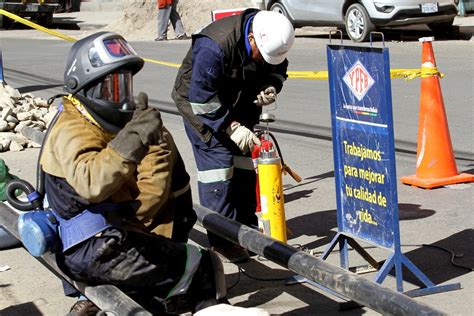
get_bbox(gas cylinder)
[257,138,287,243]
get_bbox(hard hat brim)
[259,50,286,65]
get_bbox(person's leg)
[169,0,186,38]
[184,123,249,262]
[65,0,72,12]
[58,229,186,294]
[55,0,65,13]
[232,160,258,228]
[57,228,220,313]
[157,6,172,40]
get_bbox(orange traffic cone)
[401,37,474,189]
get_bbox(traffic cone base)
[401,172,474,190]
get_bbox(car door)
[281,0,310,21]
[299,0,345,23]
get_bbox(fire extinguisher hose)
[266,132,302,183]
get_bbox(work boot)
[211,245,250,264]
[67,299,100,316]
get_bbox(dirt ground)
[104,0,261,41]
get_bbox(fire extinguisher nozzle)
[283,165,302,183]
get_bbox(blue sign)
[322,44,460,296]
[327,45,399,249]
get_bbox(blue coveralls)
[180,11,287,250]
[186,33,260,250]
[172,9,288,251]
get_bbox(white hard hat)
[252,11,295,65]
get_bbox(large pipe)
[0,202,151,316]
[194,203,445,316]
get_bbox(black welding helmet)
[64,32,144,132]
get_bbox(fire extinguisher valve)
[259,140,277,159]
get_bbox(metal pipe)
[0,202,151,316]
[194,203,445,316]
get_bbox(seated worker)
[40,31,227,315]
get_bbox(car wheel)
[345,3,375,42]
[428,18,454,33]
[270,2,290,21]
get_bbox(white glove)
[254,86,277,106]
[226,122,261,154]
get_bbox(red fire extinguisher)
[252,133,275,214]
[252,140,262,213]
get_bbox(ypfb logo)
[343,61,374,101]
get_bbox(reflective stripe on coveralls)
[190,95,222,115]
[196,156,254,183]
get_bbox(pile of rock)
[0,83,58,152]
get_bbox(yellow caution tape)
[142,58,180,68]
[288,69,443,80]
[287,71,329,80]
[0,9,77,42]
[0,9,443,81]
[402,66,445,80]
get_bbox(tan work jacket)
[40,97,179,237]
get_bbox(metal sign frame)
[0,48,4,83]
[323,42,460,297]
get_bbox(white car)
[264,0,459,42]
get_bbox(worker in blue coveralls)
[172,9,295,263]
[40,32,233,315]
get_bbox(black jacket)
[172,8,288,143]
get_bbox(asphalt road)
[0,25,473,315]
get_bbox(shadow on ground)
[1,301,43,316]
[190,228,369,315]
[388,228,474,287]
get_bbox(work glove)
[109,92,164,163]
[253,86,277,106]
[226,122,261,154]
